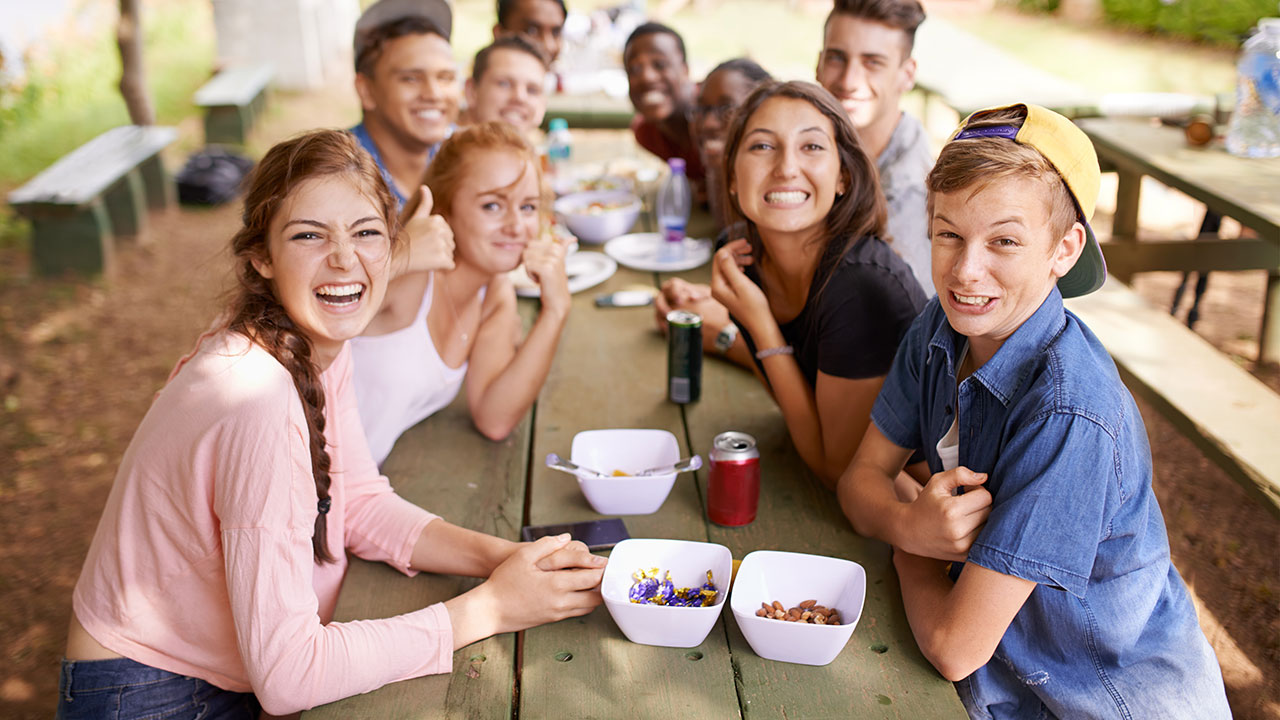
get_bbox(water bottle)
[655,158,692,263]
[1226,18,1280,158]
[546,117,572,177]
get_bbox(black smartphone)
[520,518,630,551]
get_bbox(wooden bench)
[194,64,273,145]
[1065,277,1280,518]
[7,125,178,275]
[912,15,1097,119]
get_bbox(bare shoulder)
[366,271,431,336]
[481,273,518,320]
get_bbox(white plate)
[513,251,618,298]
[603,232,713,273]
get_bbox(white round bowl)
[729,550,866,666]
[554,189,641,244]
[602,538,733,648]
[570,428,679,515]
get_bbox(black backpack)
[176,146,254,205]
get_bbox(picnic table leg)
[102,169,148,241]
[25,201,115,275]
[1109,169,1142,283]
[1262,271,1280,365]
[138,154,175,209]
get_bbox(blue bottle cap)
[549,117,568,131]
[668,158,686,173]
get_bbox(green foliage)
[0,2,214,187]
[1005,0,1061,14]
[1100,0,1275,46]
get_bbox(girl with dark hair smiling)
[711,80,926,488]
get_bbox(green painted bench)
[1066,278,1280,518]
[7,125,178,275]
[912,15,1098,119]
[194,64,273,145]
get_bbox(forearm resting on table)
[469,306,568,440]
[411,519,516,577]
[756,355,836,483]
[894,550,1035,682]
[836,423,923,543]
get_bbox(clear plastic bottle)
[655,158,692,262]
[1226,18,1280,158]
[546,117,573,177]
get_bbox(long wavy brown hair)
[224,129,401,563]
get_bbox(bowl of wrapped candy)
[602,538,733,648]
[728,550,866,666]
[553,189,641,244]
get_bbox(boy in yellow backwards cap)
[837,104,1230,718]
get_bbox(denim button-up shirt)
[349,122,449,210]
[872,289,1230,720]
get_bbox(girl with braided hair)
[59,129,603,719]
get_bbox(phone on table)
[594,290,654,308]
[520,518,630,551]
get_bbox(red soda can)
[707,431,760,526]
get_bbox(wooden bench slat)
[1066,278,1280,517]
[7,125,178,207]
[194,64,274,108]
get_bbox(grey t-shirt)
[877,112,934,297]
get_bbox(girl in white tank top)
[352,122,571,463]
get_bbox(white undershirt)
[935,342,968,472]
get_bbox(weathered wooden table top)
[1077,118,1280,245]
[301,256,965,719]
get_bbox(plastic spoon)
[545,453,611,479]
[636,455,703,476]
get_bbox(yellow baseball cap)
[950,103,1106,298]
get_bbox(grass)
[940,7,1237,97]
[0,0,215,189]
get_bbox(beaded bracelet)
[755,345,794,359]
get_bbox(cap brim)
[1057,220,1106,298]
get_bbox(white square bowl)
[602,538,733,648]
[729,550,866,666]
[570,429,679,515]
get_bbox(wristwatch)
[714,323,739,354]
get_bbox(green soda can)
[666,310,702,404]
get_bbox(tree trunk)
[117,0,154,125]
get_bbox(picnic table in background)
[1076,117,1280,363]
[301,129,965,719]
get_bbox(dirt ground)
[2,75,1279,720]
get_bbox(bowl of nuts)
[728,550,866,666]
[602,538,733,648]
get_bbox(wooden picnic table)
[1076,117,1280,363]
[301,261,966,719]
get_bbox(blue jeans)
[56,657,260,720]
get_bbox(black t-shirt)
[737,235,927,387]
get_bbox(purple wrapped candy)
[628,568,717,607]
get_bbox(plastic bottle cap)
[549,118,568,131]
[668,158,686,173]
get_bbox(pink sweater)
[73,331,453,714]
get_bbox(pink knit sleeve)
[216,363,454,715]
[325,345,439,571]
